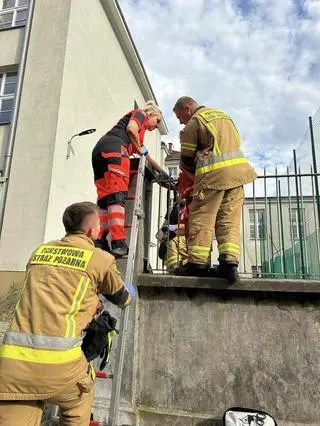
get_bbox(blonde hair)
[142,100,162,119]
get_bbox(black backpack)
[223,407,277,426]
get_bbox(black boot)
[174,262,210,277]
[111,239,129,257]
[94,233,111,253]
[209,261,240,284]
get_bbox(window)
[0,0,29,30]
[0,72,17,124]
[290,208,304,240]
[249,209,265,239]
[168,167,178,178]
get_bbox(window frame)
[249,208,265,240]
[290,207,305,241]
[0,71,17,125]
[0,0,29,30]
[168,166,178,178]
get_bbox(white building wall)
[0,0,72,270]
[44,0,163,241]
[0,0,164,271]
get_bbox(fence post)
[278,180,287,277]
[309,116,320,233]
[293,149,305,277]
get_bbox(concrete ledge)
[137,273,320,294]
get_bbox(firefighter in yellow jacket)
[173,96,257,283]
[0,202,134,426]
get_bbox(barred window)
[0,72,17,124]
[249,209,265,239]
[290,208,305,240]
[0,0,29,30]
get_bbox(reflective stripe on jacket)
[0,233,127,400]
[189,107,257,193]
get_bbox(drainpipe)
[0,0,35,235]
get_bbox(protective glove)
[168,224,175,232]
[140,146,149,156]
[126,283,136,301]
[158,170,170,181]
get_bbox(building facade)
[0,0,167,292]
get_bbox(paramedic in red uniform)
[92,101,162,257]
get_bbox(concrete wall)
[0,0,72,270]
[135,276,320,426]
[91,175,320,426]
[44,0,163,241]
[92,271,320,425]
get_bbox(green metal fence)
[249,110,320,280]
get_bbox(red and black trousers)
[92,136,130,242]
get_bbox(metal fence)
[147,112,320,280]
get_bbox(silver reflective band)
[197,151,244,167]
[3,331,83,350]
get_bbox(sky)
[118,0,320,174]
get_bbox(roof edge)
[100,0,168,135]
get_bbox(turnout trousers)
[0,365,94,426]
[165,235,188,272]
[187,186,244,264]
[92,136,130,242]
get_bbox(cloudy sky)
[118,0,320,173]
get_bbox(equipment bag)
[81,310,118,370]
[223,407,277,426]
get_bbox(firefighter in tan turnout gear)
[0,202,134,426]
[173,96,257,283]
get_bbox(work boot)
[174,262,210,277]
[94,233,111,253]
[111,239,129,257]
[209,261,240,284]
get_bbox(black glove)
[158,170,170,181]
[81,311,118,370]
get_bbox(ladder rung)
[115,255,128,259]
[124,223,132,228]
[130,169,138,175]
[96,371,113,379]
[125,195,135,200]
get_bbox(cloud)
[118,0,320,171]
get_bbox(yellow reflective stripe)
[65,277,90,338]
[205,122,221,156]
[219,247,240,254]
[190,246,211,254]
[105,330,117,364]
[89,362,96,380]
[0,344,81,364]
[218,242,240,250]
[122,291,131,307]
[196,157,248,175]
[181,142,197,152]
[167,255,179,266]
[218,242,240,255]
